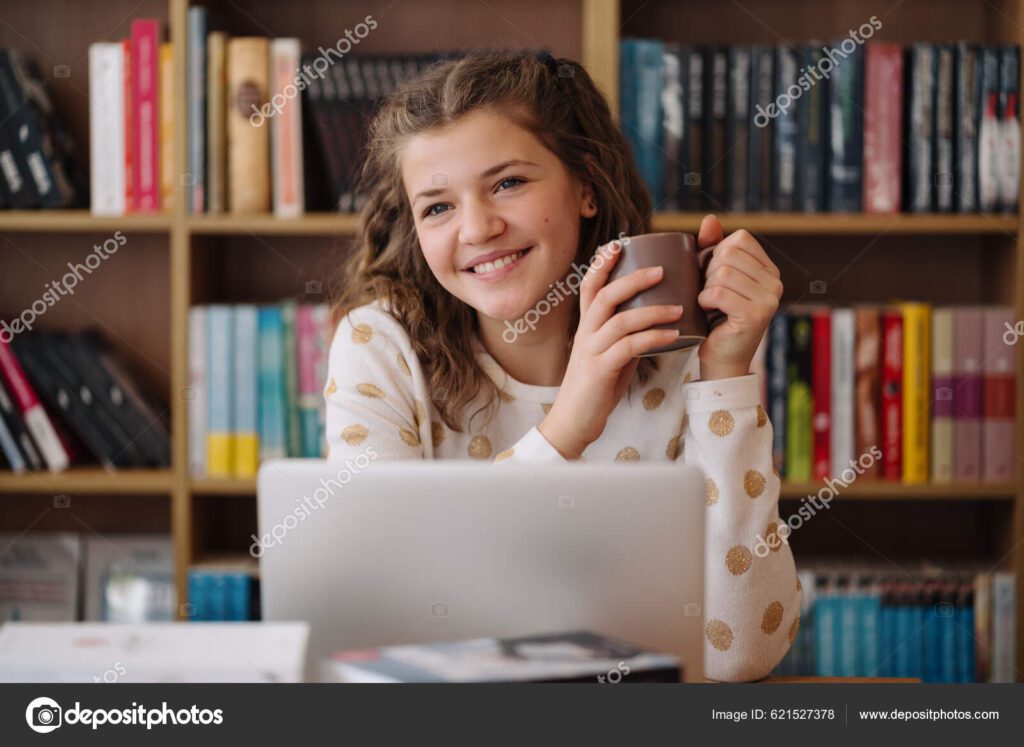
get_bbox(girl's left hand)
[695,215,783,381]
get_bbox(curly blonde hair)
[332,49,657,433]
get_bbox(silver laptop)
[256,460,707,682]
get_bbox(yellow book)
[206,433,234,478]
[159,42,173,210]
[234,434,259,477]
[901,302,931,483]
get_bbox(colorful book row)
[187,563,260,622]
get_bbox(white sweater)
[324,299,801,682]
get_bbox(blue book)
[187,571,212,622]
[910,588,926,680]
[837,577,857,677]
[257,307,287,461]
[186,6,207,214]
[826,37,864,211]
[894,588,912,677]
[635,40,665,204]
[772,45,800,211]
[233,306,260,477]
[768,314,788,475]
[957,584,975,682]
[858,579,881,676]
[814,576,836,676]
[226,573,252,621]
[939,585,957,682]
[879,587,894,677]
[206,305,235,477]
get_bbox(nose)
[458,196,505,246]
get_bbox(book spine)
[831,308,855,473]
[123,40,135,212]
[270,39,305,218]
[227,38,271,213]
[233,306,260,478]
[88,43,126,216]
[748,46,773,211]
[282,303,301,457]
[726,46,750,211]
[0,50,39,208]
[188,307,207,476]
[683,49,704,210]
[0,377,43,470]
[659,45,683,212]
[206,32,227,214]
[934,45,955,212]
[811,308,831,479]
[906,44,936,211]
[131,19,160,212]
[863,43,904,213]
[998,45,1020,212]
[0,405,25,472]
[854,308,881,478]
[955,43,979,212]
[0,340,70,472]
[159,42,173,210]
[814,585,836,676]
[978,47,1001,212]
[797,45,826,212]
[827,39,864,211]
[953,308,984,480]
[636,40,665,206]
[930,307,954,482]
[880,309,903,480]
[974,573,992,681]
[773,45,799,211]
[768,314,788,475]
[206,305,235,477]
[992,572,1016,682]
[786,313,812,480]
[187,6,207,213]
[982,307,1016,481]
[258,306,287,461]
[901,303,930,483]
[296,306,322,457]
[703,47,727,209]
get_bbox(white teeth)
[471,249,525,274]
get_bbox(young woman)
[324,50,799,682]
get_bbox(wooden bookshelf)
[0,0,1022,679]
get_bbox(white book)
[188,306,207,476]
[992,572,1016,683]
[83,535,175,622]
[270,38,305,218]
[0,533,81,622]
[88,43,126,216]
[830,309,855,472]
[0,622,309,682]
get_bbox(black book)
[934,44,955,212]
[954,42,980,212]
[0,48,40,207]
[977,46,1001,212]
[748,46,774,211]
[797,45,827,212]
[826,39,864,212]
[0,374,42,470]
[726,46,751,211]
[905,44,936,212]
[682,47,704,210]
[998,45,1020,212]
[702,47,727,210]
[773,45,800,211]
[659,44,684,212]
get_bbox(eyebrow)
[410,159,540,206]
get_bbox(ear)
[579,181,597,218]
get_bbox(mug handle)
[697,244,728,331]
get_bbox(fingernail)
[647,266,663,278]
[674,305,683,313]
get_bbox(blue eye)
[422,203,449,218]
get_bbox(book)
[905,44,936,212]
[659,44,683,212]
[270,39,305,217]
[88,43,126,215]
[188,306,207,476]
[281,301,301,458]
[159,42,173,210]
[900,302,930,483]
[703,47,727,209]
[955,43,979,212]
[854,310,882,479]
[123,39,134,211]
[785,311,812,480]
[934,45,955,212]
[187,6,207,213]
[233,306,259,477]
[206,305,235,477]
[748,45,773,211]
[978,47,1001,212]
[863,43,903,213]
[726,46,750,212]
[683,48,703,210]
[992,572,1016,682]
[130,19,161,212]
[982,307,1015,481]
[826,38,863,211]
[0,533,81,621]
[952,308,983,480]
[880,308,903,480]
[257,306,287,461]
[930,307,954,482]
[0,339,69,472]
[797,44,826,213]
[773,45,799,211]
[768,313,788,475]
[811,308,832,479]
[206,31,227,214]
[998,45,1020,212]
[227,37,271,212]
[830,308,855,476]
[83,534,174,622]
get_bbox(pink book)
[131,19,160,212]
[296,305,324,457]
[982,307,1016,481]
[863,43,904,213]
[0,341,70,472]
[953,308,984,481]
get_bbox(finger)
[698,284,770,320]
[716,229,778,275]
[590,304,683,354]
[705,248,784,295]
[578,241,623,319]
[704,265,776,304]
[697,214,724,249]
[580,265,666,335]
[601,328,682,369]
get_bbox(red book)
[0,340,70,472]
[131,19,160,212]
[854,307,881,479]
[863,43,904,213]
[123,39,135,212]
[880,309,903,480]
[811,308,832,479]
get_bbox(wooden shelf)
[188,213,361,235]
[0,210,172,233]
[190,478,260,496]
[780,481,1018,501]
[651,212,1019,235]
[0,468,174,494]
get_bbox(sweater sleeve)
[682,371,801,682]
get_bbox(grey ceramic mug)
[606,232,725,356]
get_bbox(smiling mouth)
[464,247,533,274]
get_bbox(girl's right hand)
[538,239,684,459]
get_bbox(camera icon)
[181,386,195,401]
[305,279,323,294]
[936,602,954,618]
[557,494,575,509]
[180,173,198,186]
[935,172,952,187]
[181,602,196,618]
[809,280,827,294]
[936,387,952,401]
[26,698,62,733]
[430,602,448,617]
[53,64,71,78]
[684,602,702,617]
[430,387,449,403]
[684,172,701,186]
[684,388,700,401]
[53,494,71,508]
[557,63,575,79]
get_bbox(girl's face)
[401,108,597,323]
